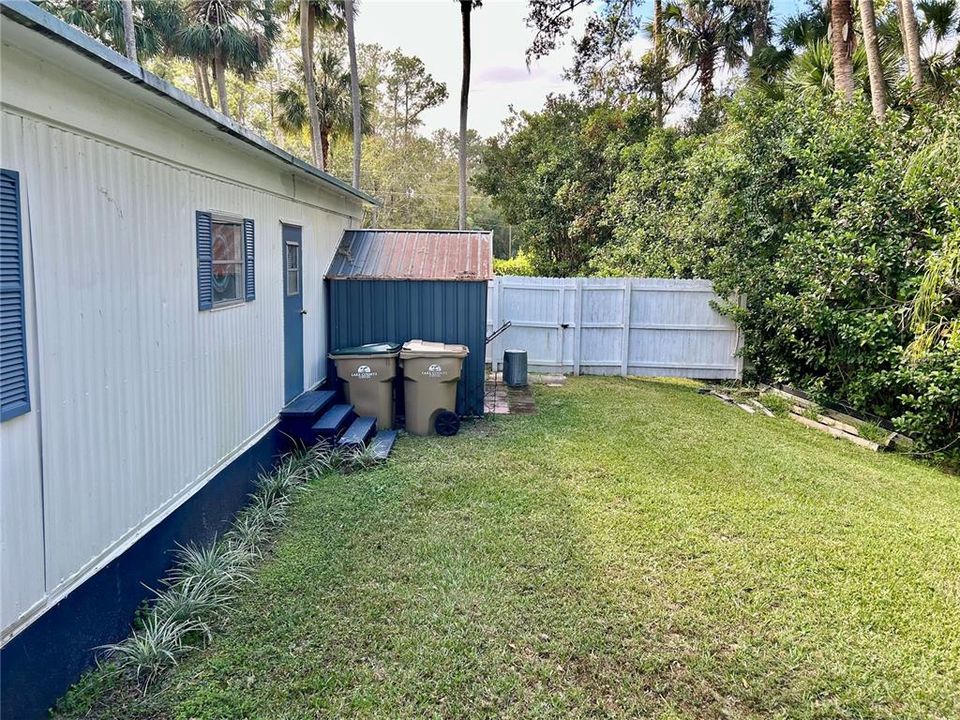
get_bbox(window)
[196,211,255,310]
[212,219,244,305]
[285,241,300,296]
[1,168,30,421]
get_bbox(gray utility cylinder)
[502,349,528,388]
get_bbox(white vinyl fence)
[486,277,743,380]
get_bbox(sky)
[355,0,805,138]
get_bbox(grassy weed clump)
[802,403,823,421]
[857,422,892,445]
[168,542,251,591]
[338,443,384,472]
[99,614,198,693]
[93,440,383,694]
[758,393,791,417]
[151,576,231,642]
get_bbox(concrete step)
[337,416,377,448]
[279,391,338,446]
[279,390,336,419]
[312,404,355,440]
[368,430,398,460]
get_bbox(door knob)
[300,309,308,315]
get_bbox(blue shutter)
[243,218,255,301]
[1,169,30,421]
[196,210,213,310]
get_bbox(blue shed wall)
[327,279,487,417]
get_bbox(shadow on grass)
[57,377,960,720]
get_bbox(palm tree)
[276,51,372,170]
[918,0,960,93]
[301,0,323,166]
[918,0,959,51]
[345,0,361,187]
[653,0,666,124]
[779,2,830,49]
[859,0,887,118]
[785,37,869,97]
[737,0,770,52]
[830,0,855,100]
[458,1,481,231]
[40,1,184,60]
[899,0,925,88]
[121,0,137,61]
[280,0,345,168]
[179,0,278,118]
[662,0,750,107]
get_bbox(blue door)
[282,224,303,403]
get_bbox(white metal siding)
[0,33,362,640]
[0,120,45,631]
[487,277,742,379]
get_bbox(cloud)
[475,65,559,84]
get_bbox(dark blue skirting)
[0,424,292,720]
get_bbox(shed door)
[282,224,303,403]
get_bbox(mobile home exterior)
[0,4,374,716]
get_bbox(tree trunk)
[201,61,214,107]
[858,0,887,119]
[697,50,715,107]
[120,0,137,63]
[301,0,324,168]
[213,51,229,116]
[458,1,472,231]
[345,0,362,189]
[192,59,205,102]
[830,0,855,101]
[751,0,768,52]
[653,0,664,126]
[320,129,331,172]
[392,90,399,144]
[898,0,924,89]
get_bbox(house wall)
[0,21,362,644]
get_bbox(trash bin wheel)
[435,410,460,437]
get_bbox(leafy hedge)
[493,249,537,276]
[475,97,652,276]
[593,93,959,459]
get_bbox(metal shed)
[326,229,493,417]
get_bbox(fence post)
[620,279,631,378]
[735,292,745,380]
[490,277,500,375]
[573,278,583,376]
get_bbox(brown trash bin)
[399,340,469,436]
[329,343,401,429]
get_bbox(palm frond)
[276,85,308,132]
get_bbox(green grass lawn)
[60,377,960,719]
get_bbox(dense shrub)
[476,86,958,458]
[493,249,537,276]
[475,98,653,276]
[594,93,960,458]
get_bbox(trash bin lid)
[399,339,470,359]
[329,342,401,357]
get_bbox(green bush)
[894,348,960,456]
[475,97,654,276]
[493,249,537,276]
[594,92,960,459]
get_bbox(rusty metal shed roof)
[327,229,493,281]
